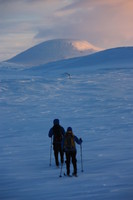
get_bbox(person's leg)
[65,152,70,175]
[71,151,77,175]
[53,144,59,166]
[59,144,64,164]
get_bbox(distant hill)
[28,46,133,74]
[6,39,102,66]
[48,46,133,68]
[76,46,133,66]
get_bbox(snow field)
[0,63,133,200]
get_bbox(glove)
[80,138,83,143]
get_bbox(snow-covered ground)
[0,50,133,200]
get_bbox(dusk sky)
[0,0,133,61]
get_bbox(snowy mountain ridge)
[23,46,133,76]
[67,46,133,67]
[5,39,102,66]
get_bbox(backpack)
[64,132,75,150]
[53,125,63,143]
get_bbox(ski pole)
[80,144,84,172]
[59,163,63,177]
[49,137,52,166]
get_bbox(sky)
[0,0,133,61]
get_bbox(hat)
[53,119,59,125]
[67,127,72,132]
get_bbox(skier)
[48,119,65,167]
[63,127,82,177]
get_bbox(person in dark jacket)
[63,127,82,176]
[48,119,65,167]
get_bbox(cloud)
[0,0,133,61]
[52,0,133,47]
[0,0,71,60]
[57,0,121,12]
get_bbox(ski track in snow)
[0,64,133,200]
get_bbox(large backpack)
[64,132,75,150]
[53,125,63,143]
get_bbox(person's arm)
[48,128,53,138]
[74,135,83,145]
[61,127,65,136]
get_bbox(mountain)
[26,46,133,75]
[6,39,102,66]
[63,46,133,65]
[76,46,133,66]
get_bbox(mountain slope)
[41,47,133,70]
[25,46,133,76]
[77,46,133,66]
[6,39,102,66]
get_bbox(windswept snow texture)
[0,47,133,200]
[6,39,101,66]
